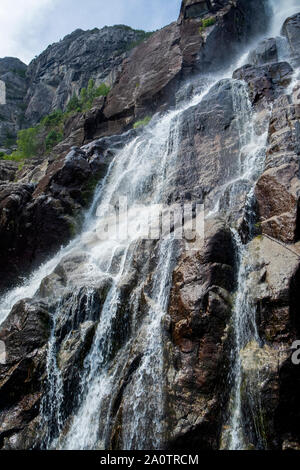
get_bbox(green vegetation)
[199,17,216,34]
[41,109,64,128]
[1,79,111,162]
[17,127,39,157]
[45,129,63,150]
[67,79,110,113]
[133,116,151,129]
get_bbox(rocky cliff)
[0,58,27,153]
[0,0,300,452]
[0,25,151,147]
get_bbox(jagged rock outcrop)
[233,62,293,108]
[282,12,300,67]
[0,299,50,449]
[237,235,300,449]
[248,38,279,66]
[255,93,300,243]
[0,26,150,148]
[94,0,271,139]
[24,26,151,125]
[0,161,18,182]
[165,221,235,449]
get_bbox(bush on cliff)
[133,116,151,129]
[199,17,216,33]
[2,79,110,161]
[45,129,63,151]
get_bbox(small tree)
[66,94,81,113]
[17,127,39,158]
[45,130,63,151]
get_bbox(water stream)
[0,0,299,451]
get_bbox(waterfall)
[269,0,300,38]
[218,83,269,450]
[0,0,298,451]
[221,0,298,450]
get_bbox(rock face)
[0,58,28,147]
[98,0,270,138]
[282,13,300,67]
[233,62,293,108]
[0,299,50,449]
[248,38,279,66]
[0,26,150,147]
[24,26,151,125]
[0,0,300,453]
[239,235,300,450]
[0,134,130,292]
[255,94,300,243]
[165,221,235,449]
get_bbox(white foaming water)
[0,86,211,329]
[221,0,300,450]
[43,82,221,450]
[269,0,300,37]
[0,240,78,325]
[0,0,298,451]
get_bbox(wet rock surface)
[255,94,300,243]
[165,221,235,449]
[233,62,293,107]
[0,299,50,448]
[24,26,151,125]
[0,0,300,452]
[282,13,300,67]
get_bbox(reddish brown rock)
[255,94,300,243]
[164,221,235,449]
[0,299,50,449]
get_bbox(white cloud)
[0,0,58,63]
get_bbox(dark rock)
[0,160,18,182]
[164,221,235,449]
[282,13,300,67]
[248,38,278,65]
[255,94,300,243]
[233,62,293,107]
[0,58,28,148]
[0,299,50,449]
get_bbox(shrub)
[17,127,39,158]
[45,129,63,151]
[95,83,110,97]
[66,94,81,113]
[133,116,151,129]
[2,151,26,162]
[66,80,111,114]
[41,110,63,128]
[199,17,216,33]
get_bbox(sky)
[0,0,182,65]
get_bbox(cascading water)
[0,0,298,451]
[221,0,299,450]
